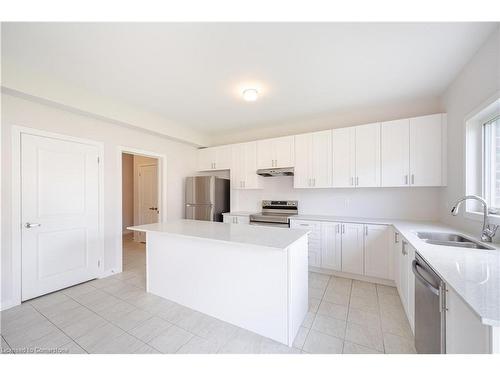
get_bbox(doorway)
[121,152,160,286]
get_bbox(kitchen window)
[483,115,500,213]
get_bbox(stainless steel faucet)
[450,195,499,242]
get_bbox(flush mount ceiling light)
[242,88,258,102]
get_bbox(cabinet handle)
[402,240,408,255]
[404,175,408,185]
[356,176,359,186]
[336,224,340,234]
[214,162,216,169]
[341,224,345,234]
[350,177,354,186]
[365,226,368,236]
[411,174,415,185]
[313,178,316,187]
[394,232,399,243]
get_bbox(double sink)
[416,232,495,250]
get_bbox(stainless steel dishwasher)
[412,253,447,354]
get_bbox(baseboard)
[0,299,16,311]
[99,268,121,278]
[122,230,133,235]
[309,266,396,287]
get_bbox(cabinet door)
[321,222,341,271]
[214,145,232,170]
[231,144,244,189]
[381,119,410,187]
[341,222,364,275]
[256,139,274,169]
[332,127,356,187]
[242,142,261,189]
[399,240,410,323]
[355,123,381,187]
[364,224,391,279]
[311,130,333,188]
[446,287,492,353]
[409,114,442,186]
[197,148,215,171]
[274,136,295,168]
[393,230,401,292]
[407,243,415,333]
[293,133,312,188]
[290,220,321,267]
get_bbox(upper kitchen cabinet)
[381,113,446,187]
[355,123,381,187]
[197,145,232,171]
[332,127,356,187]
[231,142,262,189]
[294,130,332,188]
[409,114,444,187]
[256,136,295,169]
[332,124,380,188]
[381,119,410,187]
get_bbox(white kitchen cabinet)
[381,119,410,187]
[409,114,443,186]
[446,287,497,353]
[197,145,232,171]
[231,142,262,189]
[340,222,364,275]
[257,136,294,169]
[355,123,381,187]
[320,222,342,271]
[398,238,415,332]
[290,220,321,267]
[294,130,332,188]
[332,127,356,187]
[393,229,402,293]
[364,224,392,279]
[222,213,250,224]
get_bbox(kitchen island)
[128,220,309,346]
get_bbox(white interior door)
[137,164,159,242]
[21,133,100,301]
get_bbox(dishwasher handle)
[412,260,440,296]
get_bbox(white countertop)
[291,214,500,327]
[128,219,309,250]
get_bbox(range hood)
[256,167,294,177]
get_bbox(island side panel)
[146,232,289,344]
[287,235,309,346]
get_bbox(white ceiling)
[2,22,497,137]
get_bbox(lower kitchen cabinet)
[290,220,322,267]
[340,223,364,275]
[446,287,498,353]
[222,213,250,224]
[320,222,342,271]
[397,237,415,333]
[291,219,392,281]
[364,224,393,279]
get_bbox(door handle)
[412,260,440,296]
[25,222,41,228]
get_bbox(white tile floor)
[0,235,416,354]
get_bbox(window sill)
[464,210,500,225]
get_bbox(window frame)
[482,116,500,213]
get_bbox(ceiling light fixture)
[242,88,258,102]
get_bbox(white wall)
[440,27,500,234]
[231,177,441,220]
[209,96,443,146]
[1,93,198,309]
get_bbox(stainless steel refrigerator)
[185,176,230,222]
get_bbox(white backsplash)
[231,176,442,220]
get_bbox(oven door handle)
[412,260,439,296]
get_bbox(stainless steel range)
[249,200,298,228]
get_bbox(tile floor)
[0,235,416,354]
